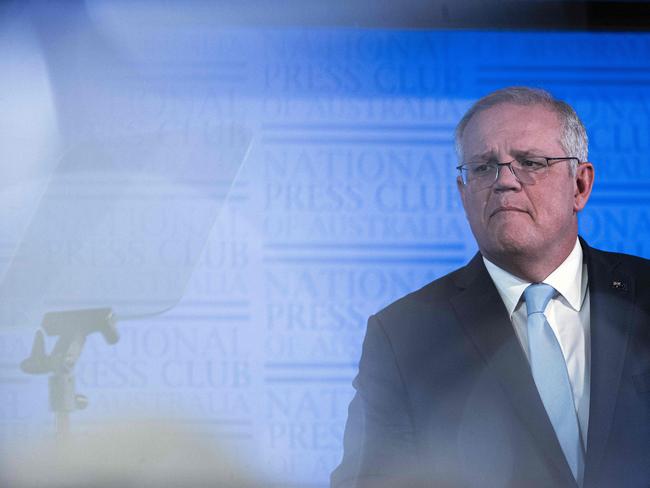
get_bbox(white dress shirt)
[483,238,591,447]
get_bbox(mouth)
[489,207,528,218]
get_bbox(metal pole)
[56,411,70,439]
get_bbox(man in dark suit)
[331,87,650,488]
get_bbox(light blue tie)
[524,283,584,485]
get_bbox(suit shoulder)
[373,265,464,324]
[589,246,650,275]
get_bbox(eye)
[470,163,491,174]
[518,158,546,170]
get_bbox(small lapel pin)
[610,280,628,291]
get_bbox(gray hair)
[454,87,588,173]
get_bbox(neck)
[482,236,578,283]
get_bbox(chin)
[487,232,537,258]
[470,218,540,260]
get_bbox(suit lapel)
[582,243,635,485]
[449,254,576,485]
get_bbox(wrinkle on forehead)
[466,147,564,162]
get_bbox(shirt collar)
[482,238,587,318]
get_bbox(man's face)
[457,102,590,266]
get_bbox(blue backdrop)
[0,12,649,487]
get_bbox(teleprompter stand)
[20,308,119,438]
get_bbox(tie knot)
[524,283,556,315]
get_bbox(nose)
[493,162,522,191]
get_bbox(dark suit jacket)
[332,241,650,488]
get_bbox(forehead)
[461,103,565,159]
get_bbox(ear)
[573,162,594,212]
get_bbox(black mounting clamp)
[21,308,119,438]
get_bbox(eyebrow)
[511,148,548,156]
[466,150,496,161]
[467,148,550,161]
